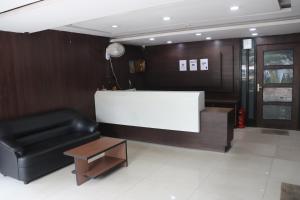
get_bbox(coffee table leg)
[125,142,128,167]
[74,158,89,185]
[105,143,128,167]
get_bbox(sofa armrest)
[86,122,99,133]
[0,139,24,156]
[73,118,99,133]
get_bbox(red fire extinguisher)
[238,107,246,128]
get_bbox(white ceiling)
[70,0,282,37]
[1,0,300,45]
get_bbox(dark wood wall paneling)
[0,30,142,120]
[256,33,300,46]
[0,30,109,120]
[143,39,241,97]
[255,33,300,129]
[0,32,19,119]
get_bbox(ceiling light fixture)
[230,5,239,11]
[149,38,155,41]
[252,33,258,36]
[195,33,202,36]
[112,25,118,28]
[167,41,173,44]
[163,16,171,21]
[206,37,212,40]
[170,195,176,200]
[249,28,256,32]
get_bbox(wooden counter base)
[100,107,234,152]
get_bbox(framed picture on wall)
[189,59,197,71]
[179,60,187,71]
[200,58,208,71]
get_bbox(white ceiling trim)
[53,25,111,37]
[0,0,42,13]
[110,18,300,43]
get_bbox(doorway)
[256,44,299,129]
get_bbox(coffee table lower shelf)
[84,156,126,178]
[64,137,128,185]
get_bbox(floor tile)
[197,168,267,200]
[229,141,277,157]
[270,159,300,184]
[218,154,273,175]
[114,179,197,200]
[276,146,300,162]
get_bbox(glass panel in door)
[264,50,293,66]
[262,49,293,121]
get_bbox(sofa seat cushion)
[18,132,100,167]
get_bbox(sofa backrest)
[0,109,97,146]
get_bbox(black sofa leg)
[23,181,29,184]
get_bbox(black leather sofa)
[0,109,100,184]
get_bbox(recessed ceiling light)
[170,195,176,200]
[252,33,258,36]
[163,16,171,21]
[112,25,118,28]
[249,28,256,32]
[167,41,172,44]
[195,33,202,36]
[206,37,212,40]
[149,38,155,41]
[230,5,239,11]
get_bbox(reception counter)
[95,91,234,152]
[95,91,205,132]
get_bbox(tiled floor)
[1,127,300,200]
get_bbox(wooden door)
[256,44,299,129]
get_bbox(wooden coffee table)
[64,137,127,185]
